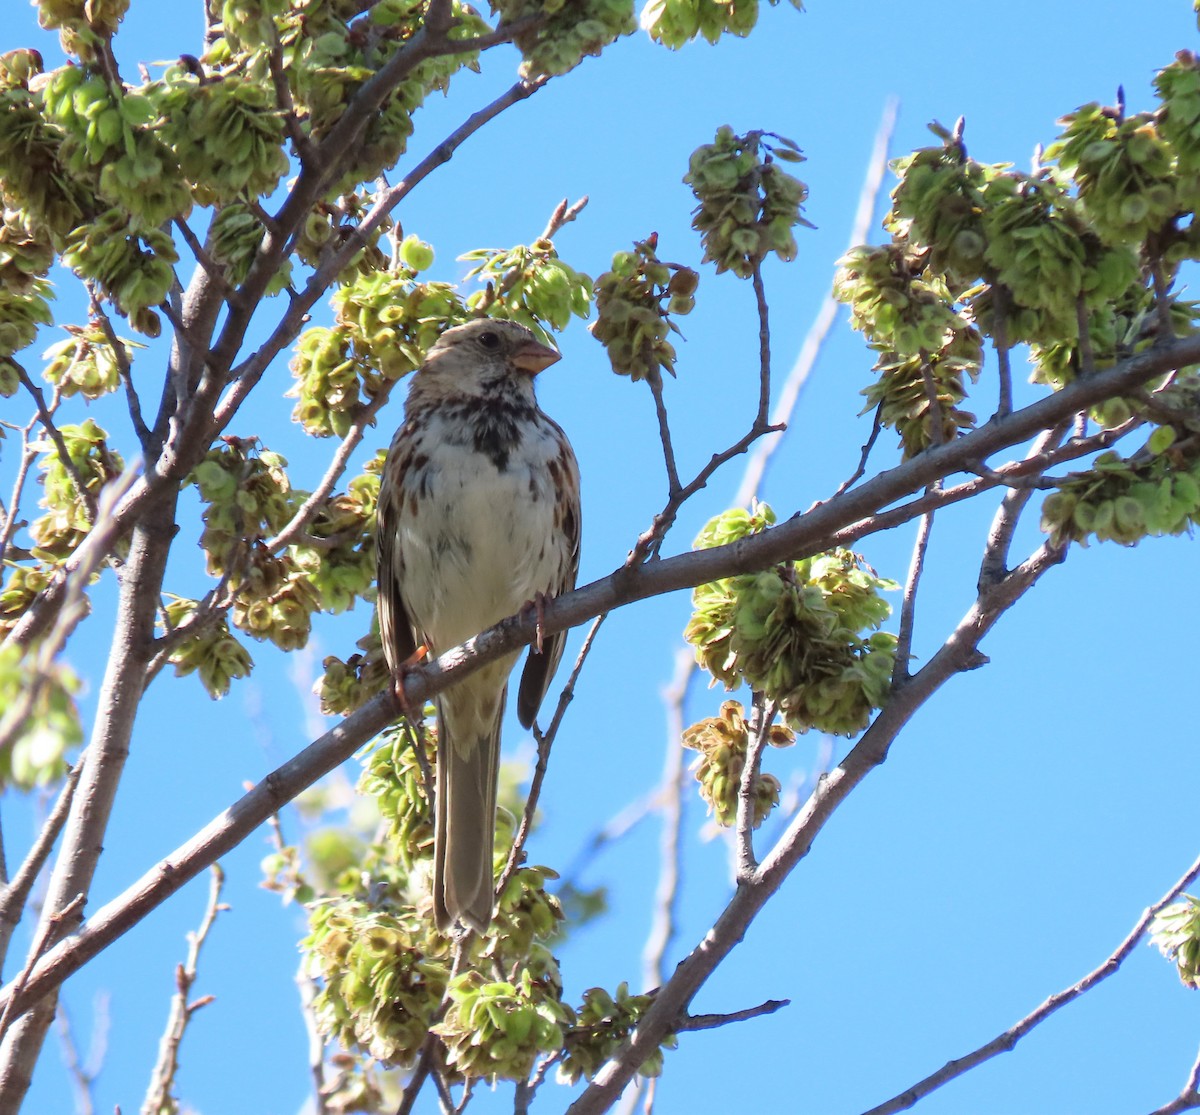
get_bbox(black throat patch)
[445,389,539,471]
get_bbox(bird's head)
[414,319,561,404]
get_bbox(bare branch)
[141,865,226,1115]
[564,537,1067,1115]
[737,97,898,508]
[675,997,790,1032]
[0,332,1193,1023]
[862,848,1200,1115]
[0,764,83,974]
[539,196,589,242]
[12,363,96,522]
[891,502,936,687]
[0,892,85,1043]
[646,369,683,502]
[642,648,693,991]
[1145,1043,1200,1115]
[497,613,607,895]
[833,403,884,497]
[734,696,774,881]
[629,259,781,566]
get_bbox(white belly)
[396,436,564,654]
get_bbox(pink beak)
[511,339,561,375]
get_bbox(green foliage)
[682,698,794,827]
[60,207,178,321]
[291,235,591,436]
[41,66,193,226]
[495,0,636,78]
[0,563,56,639]
[437,967,571,1081]
[462,238,593,340]
[318,622,391,716]
[590,234,697,380]
[0,643,81,790]
[161,596,255,699]
[1046,103,1179,248]
[292,726,675,1086]
[289,270,468,436]
[1040,437,1200,548]
[684,126,812,278]
[1150,894,1200,988]
[641,0,802,49]
[357,719,436,865]
[29,418,125,561]
[837,83,1200,462]
[186,438,379,660]
[209,204,292,295]
[834,242,980,455]
[158,68,290,206]
[559,982,671,1084]
[685,505,898,736]
[42,322,140,400]
[0,280,54,382]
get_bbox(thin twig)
[0,893,85,1044]
[0,763,84,975]
[539,196,589,242]
[0,424,39,569]
[627,260,781,567]
[891,501,936,688]
[87,289,152,450]
[734,696,775,882]
[861,849,1200,1115]
[55,994,107,1115]
[497,614,607,896]
[141,865,227,1115]
[12,364,96,521]
[641,648,693,992]
[1,333,1196,1023]
[675,997,789,1032]
[646,369,682,503]
[514,1051,563,1114]
[834,403,885,497]
[991,284,1014,418]
[1144,1041,1200,1115]
[295,964,328,1115]
[736,97,898,508]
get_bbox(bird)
[375,318,581,934]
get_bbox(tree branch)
[641,648,693,992]
[141,865,226,1115]
[564,537,1067,1114]
[0,331,1192,1023]
[0,763,83,976]
[735,96,897,508]
[862,848,1200,1115]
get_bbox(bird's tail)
[433,689,503,934]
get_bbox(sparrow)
[376,318,581,934]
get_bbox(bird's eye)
[478,330,501,350]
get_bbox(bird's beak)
[511,339,561,375]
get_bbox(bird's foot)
[522,592,550,654]
[390,643,428,722]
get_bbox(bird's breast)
[395,416,569,652]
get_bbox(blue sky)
[4,1,1200,1113]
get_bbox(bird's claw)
[391,643,428,722]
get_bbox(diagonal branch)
[563,535,1068,1114]
[0,330,1193,1023]
[862,849,1200,1115]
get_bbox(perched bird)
[376,319,581,933]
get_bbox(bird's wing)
[376,428,420,670]
[516,425,581,730]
